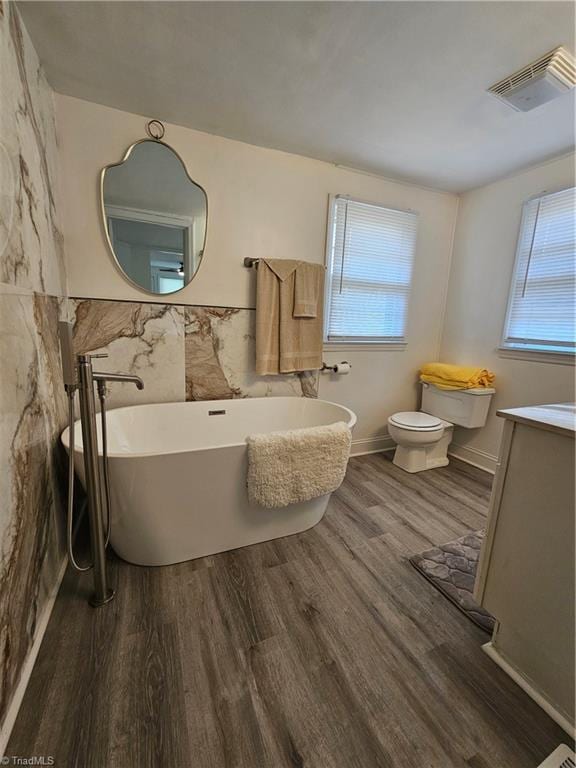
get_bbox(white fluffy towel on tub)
[247,421,352,509]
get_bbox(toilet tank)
[421,383,495,428]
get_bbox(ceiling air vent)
[488,46,576,111]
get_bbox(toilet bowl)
[388,383,495,473]
[387,411,453,473]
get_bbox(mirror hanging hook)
[146,119,165,141]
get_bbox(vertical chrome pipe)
[77,355,115,607]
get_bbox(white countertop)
[497,403,576,438]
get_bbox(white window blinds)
[324,196,418,343]
[502,187,576,354]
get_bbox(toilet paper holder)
[321,361,351,374]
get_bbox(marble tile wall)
[70,298,318,410]
[0,2,67,729]
[0,0,317,734]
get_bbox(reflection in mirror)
[102,140,207,294]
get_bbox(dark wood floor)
[8,454,568,767]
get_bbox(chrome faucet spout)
[93,372,145,390]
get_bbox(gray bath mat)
[409,530,495,633]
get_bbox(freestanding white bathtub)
[61,397,356,566]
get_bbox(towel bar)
[243,257,326,270]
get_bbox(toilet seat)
[389,411,443,431]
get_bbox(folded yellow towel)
[419,362,495,390]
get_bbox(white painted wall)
[440,153,575,470]
[56,94,458,445]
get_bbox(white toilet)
[388,382,495,473]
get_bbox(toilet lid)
[389,411,443,430]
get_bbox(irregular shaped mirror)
[102,139,207,294]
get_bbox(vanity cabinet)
[475,404,575,734]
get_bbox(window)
[324,196,418,345]
[502,187,575,356]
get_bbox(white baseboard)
[482,642,575,738]
[351,435,395,457]
[0,557,68,756]
[448,443,497,474]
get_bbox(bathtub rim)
[61,396,357,460]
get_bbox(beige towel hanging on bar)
[255,259,325,375]
[294,262,321,318]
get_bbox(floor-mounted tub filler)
[62,397,356,566]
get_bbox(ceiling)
[18,1,576,192]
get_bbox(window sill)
[323,341,407,352]
[498,347,575,366]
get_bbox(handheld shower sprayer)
[58,321,144,606]
[58,322,92,574]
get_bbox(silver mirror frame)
[99,137,208,296]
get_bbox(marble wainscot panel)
[0,288,67,724]
[68,299,318,407]
[184,307,318,400]
[0,3,65,296]
[71,299,185,410]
